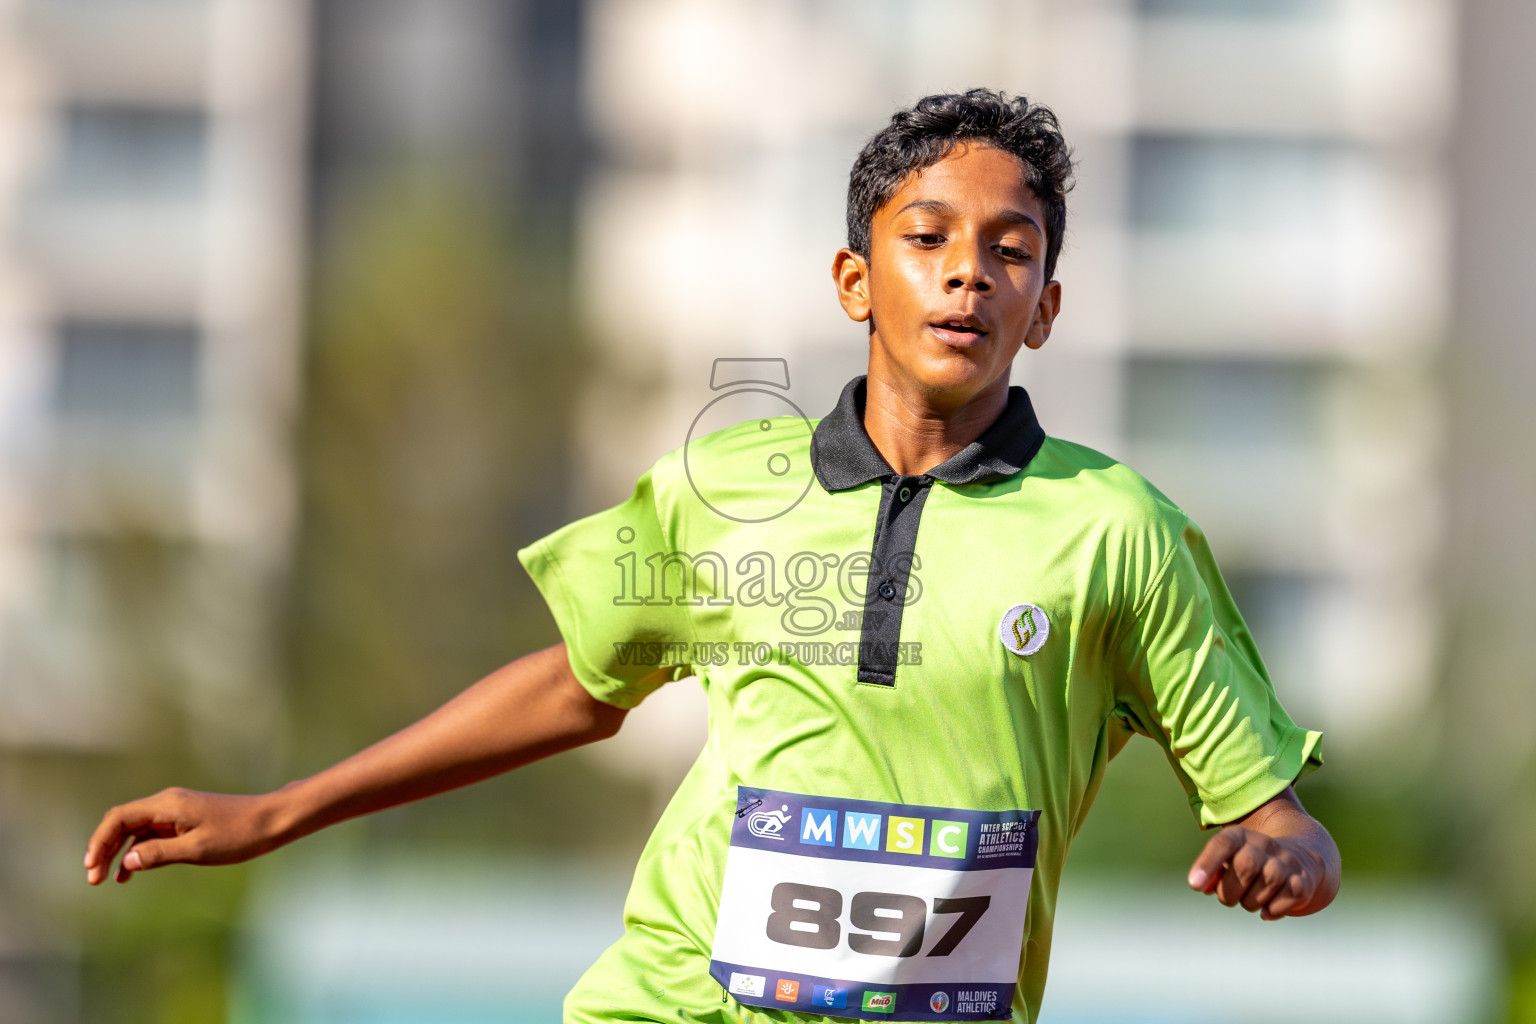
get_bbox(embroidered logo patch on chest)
[999,604,1049,657]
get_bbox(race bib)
[709,787,1039,1021]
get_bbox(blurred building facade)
[0,0,309,751]
[578,0,1457,778]
[1446,0,1536,964]
[0,0,309,1018]
[307,0,584,237]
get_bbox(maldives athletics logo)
[999,603,1049,657]
[929,991,951,1012]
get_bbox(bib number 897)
[765,882,990,958]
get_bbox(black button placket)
[856,474,933,686]
[812,376,1048,686]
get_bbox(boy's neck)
[861,369,1012,477]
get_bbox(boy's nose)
[943,244,993,293]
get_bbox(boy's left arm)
[1186,785,1340,920]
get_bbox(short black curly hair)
[847,89,1076,281]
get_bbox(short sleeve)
[517,465,696,709]
[1114,516,1323,828]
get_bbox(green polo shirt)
[518,375,1322,1023]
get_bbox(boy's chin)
[895,351,1010,402]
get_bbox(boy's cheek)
[867,280,930,338]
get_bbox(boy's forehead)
[876,143,1045,226]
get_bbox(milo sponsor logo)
[862,991,896,1013]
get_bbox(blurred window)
[1123,355,1328,447]
[1131,135,1337,230]
[54,320,200,419]
[32,0,206,6]
[1137,0,1330,18]
[53,104,207,199]
[1221,568,1324,710]
[46,535,195,618]
[4,535,196,702]
[1224,569,1317,647]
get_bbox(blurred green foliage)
[3,550,253,1024]
[80,861,248,1024]
[292,179,573,754]
[285,174,654,855]
[1512,950,1536,1024]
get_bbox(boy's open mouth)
[930,317,989,343]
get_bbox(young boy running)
[85,90,1339,1022]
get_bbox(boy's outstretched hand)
[1185,786,1340,920]
[85,789,283,884]
[84,644,624,886]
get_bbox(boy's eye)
[906,233,945,247]
[994,245,1031,261]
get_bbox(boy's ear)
[832,248,872,323]
[1023,280,1062,351]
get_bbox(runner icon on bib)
[710,787,1040,1021]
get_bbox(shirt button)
[878,581,896,600]
[898,486,912,502]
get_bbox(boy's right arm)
[84,643,625,885]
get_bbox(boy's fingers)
[1190,828,1323,919]
[86,808,128,869]
[115,834,200,882]
[1241,858,1289,912]
[86,791,196,885]
[1215,856,1261,908]
[111,836,138,884]
[1187,828,1246,892]
[1261,873,1313,920]
[86,804,153,885]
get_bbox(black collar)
[810,375,1047,492]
